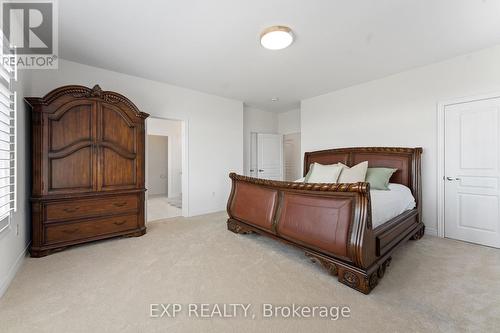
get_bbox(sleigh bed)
[226,147,424,294]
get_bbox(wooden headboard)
[304,147,422,210]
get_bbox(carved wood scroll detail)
[26,85,150,119]
[82,84,103,98]
[227,219,253,234]
[307,251,392,294]
[229,173,369,193]
[305,252,338,276]
[343,271,360,287]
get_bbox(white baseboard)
[0,243,29,298]
[425,226,438,237]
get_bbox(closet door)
[256,133,283,180]
[45,100,97,194]
[97,102,139,191]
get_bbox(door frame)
[283,132,301,181]
[145,116,189,218]
[437,90,500,238]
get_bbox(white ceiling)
[59,0,500,112]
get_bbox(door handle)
[249,169,255,172]
[258,169,264,172]
[446,177,461,181]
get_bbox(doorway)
[146,117,185,221]
[439,94,500,248]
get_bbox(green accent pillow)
[366,167,397,190]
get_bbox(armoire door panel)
[98,102,139,190]
[100,103,136,152]
[46,101,97,193]
[100,147,136,189]
[49,102,94,151]
[49,146,93,191]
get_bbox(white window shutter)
[0,32,16,230]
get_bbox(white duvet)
[370,183,416,228]
[294,178,416,228]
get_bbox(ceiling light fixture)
[260,26,294,50]
[271,97,279,102]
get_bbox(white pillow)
[294,177,305,183]
[337,161,368,183]
[306,163,343,183]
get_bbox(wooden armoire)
[26,85,149,257]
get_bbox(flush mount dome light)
[260,26,294,50]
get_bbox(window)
[0,34,16,233]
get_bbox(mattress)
[370,183,416,228]
[294,178,416,228]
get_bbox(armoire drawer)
[45,195,139,222]
[44,214,138,245]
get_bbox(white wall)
[243,106,278,175]
[147,118,183,198]
[301,45,500,235]
[29,60,243,217]
[278,108,301,135]
[147,135,169,196]
[0,70,31,297]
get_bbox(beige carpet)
[1,212,499,333]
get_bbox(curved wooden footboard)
[226,147,424,294]
[227,174,376,267]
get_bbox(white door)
[283,133,301,181]
[444,97,500,248]
[257,133,283,180]
[249,132,258,177]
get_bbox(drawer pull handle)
[113,202,127,207]
[113,220,127,226]
[62,228,79,234]
[63,207,80,213]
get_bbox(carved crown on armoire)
[25,85,149,257]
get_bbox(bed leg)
[227,219,253,234]
[410,224,425,240]
[337,267,376,294]
[338,258,391,294]
[306,252,391,294]
[306,255,391,294]
[375,257,391,279]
